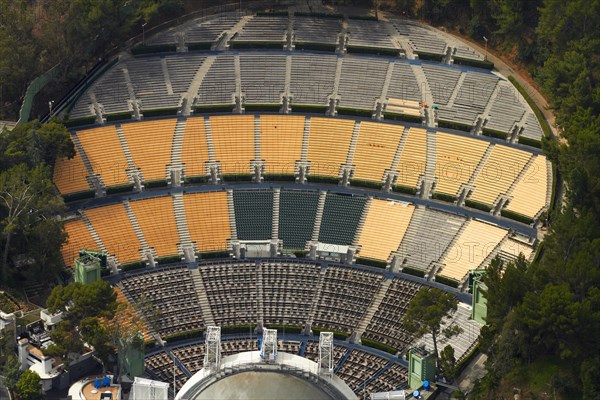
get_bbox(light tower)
[204,326,222,371]
[318,332,334,376]
[261,328,278,362]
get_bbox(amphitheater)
[52,3,553,398]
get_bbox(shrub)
[230,41,283,50]
[106,112,132,122]
[106,184,134,195]
[291,105,328,114]
[350,179,383,190]
[452,57,494,70]
[64,116,96,127]
[346,46,397,56]
[244,104,281,112]
[156,255,182,265]
[221,325,255,334]
[264,325,303,334]
[62,190,95,202]
[294,12,342,18]
[393,185,418,195]
[257,11,288,16]
[438,119,473,132]
[144,179,168,189]
[193,105,233,113]
[482,128,508,140]
[294,42,336,52]
[308,175,340,184]
[312,327,349,340]
[356,257,388,269]
[432,192,457,203]
[221,173,253,182]
[197,251,229,259]
[361,338,397,354]
[121,261,146,272]
[187,42,212,51]
[348,15,378,21]
[508,76,552,139]
[435,275,460,288]
[184,175,209,184]
[263,173,296,182]
[336,107,372,117]
[292,250,308,258]
[415,51,444,62]
[465,199,492,212]
[500,209,534,225]
[518,136,542,148]
[401,267,426,278]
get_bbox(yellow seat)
[84,204,142,264]
[435,132,489,196]
[353,122,403,182]
[395,128,427,188]
[210,115,255,175]
[184,192,231,252]
[182,117,210,177]
[358,199,415,261]
[121,119,177,181]
[470,145,532,206]
[53,150,91,195]
[440,220,507,281]
[504,155,548,218]
[61,219,98,268]
[130,196,180,257]
[77,126,129,187]
[260,115,304,175]
[307,118,355,177]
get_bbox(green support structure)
[74,250,107,284]
[472,275,488,325]
[119,334,145,378]
[408,348,436,390]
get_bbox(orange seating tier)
[77,126,129,187]
[121,119,176,181]
[182,117,210,177]
[184,192,231,252]
[130,196,180,257]
[84,204,142,264]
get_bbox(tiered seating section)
[357,199,414,262]
[68,13,544,147]
[439,220,508,282]
[121,120,176,182]
[364,278,423,350]
[278,190,319,250]
[199,261,259,326]
[119,267,203,337]
[336,349,395,393]
[313,267,383,334]
[261,261,321,327]
[318,194,367,245]
[62,187,535,283]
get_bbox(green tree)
[438,345,457,380]
[0,163,64,283]
[2,355,22,392]
[15,370,41,400]
[46,281,117,324]
[403,287,462,358]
